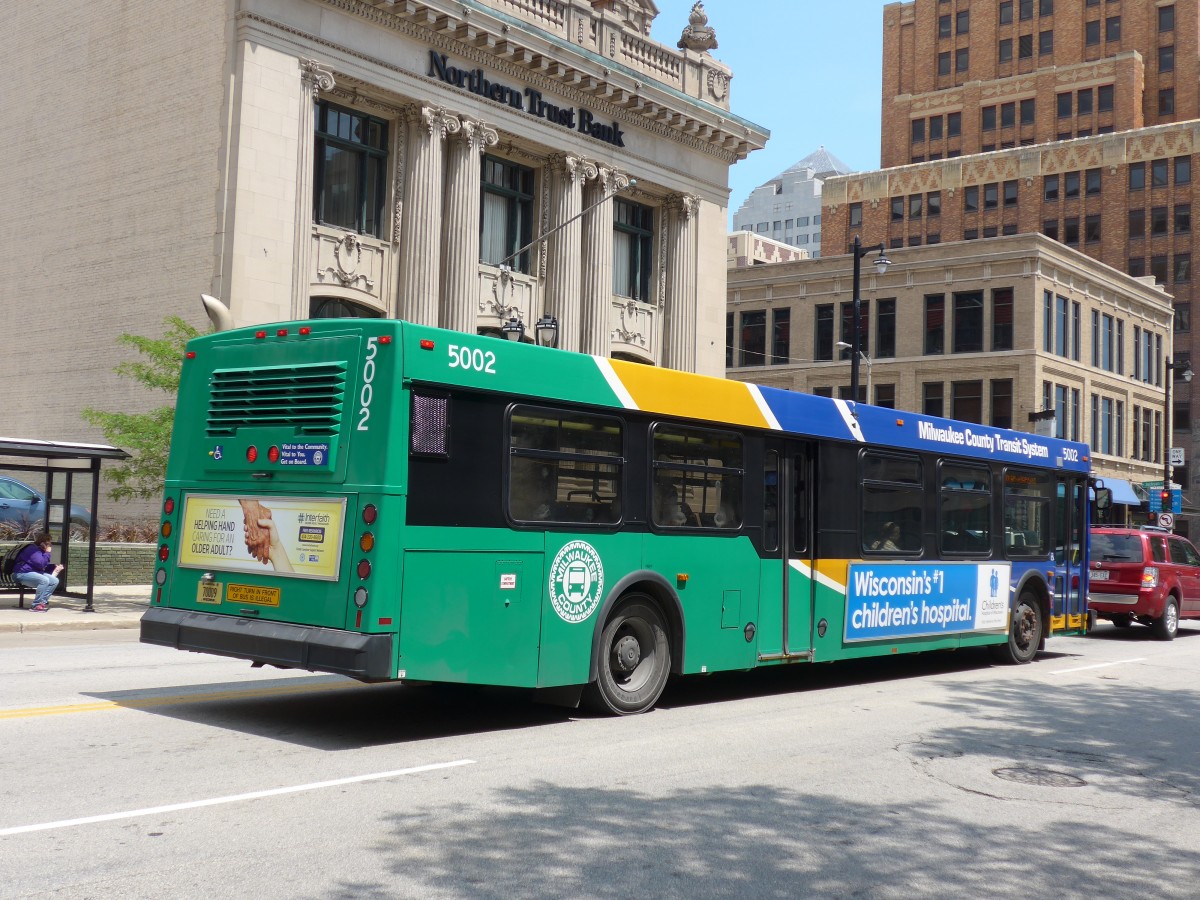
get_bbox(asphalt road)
[3,623,1199,899]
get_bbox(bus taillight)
[354,587,368,608]
[362,504,378,525]
[359,532,375,552]
[161,521,172,539]
[164,497,175,515]
[267,446,280,463]
[246,446,258,463]
[158,544,169,562]
[357,559,371,579]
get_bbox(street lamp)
[848,235,891,402]
[1164,357,1193,511]
[534,314,559,348]
[502,315,525,342]
[835,341,873,404]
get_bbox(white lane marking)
[1049,658,1146,675]
[0,759,475,836]
[595,357,638,410]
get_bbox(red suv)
[1088,526,1200,640]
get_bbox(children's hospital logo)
[548,540,605,623]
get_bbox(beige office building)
[0,0,765,516]
[726,233,1174,510]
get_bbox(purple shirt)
[13,544,52,576]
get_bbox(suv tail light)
[1142,566,1159,589]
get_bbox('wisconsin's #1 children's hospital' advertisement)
[177,494,347,581]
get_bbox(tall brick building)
[822,0,1200,527]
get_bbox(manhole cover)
[992,766,1087,787]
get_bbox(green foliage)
[82,316,204,501]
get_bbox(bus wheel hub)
[613,635,641,672]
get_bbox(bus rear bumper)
[140,607,394,681]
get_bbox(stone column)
[399,106,459,326]
[662,193,700,372]
[543,154,591,352]
[293,59,335,320]
[441,118,498,334]
[580,167,628,357]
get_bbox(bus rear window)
[507,407,622,525]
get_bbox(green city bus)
[141,319,1095,714]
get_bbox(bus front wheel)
[585,595,671,715]
[990,593,1043,665]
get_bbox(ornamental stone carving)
[678,2,718,52]
[320,233,375,291]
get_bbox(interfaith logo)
[548,540,605,623]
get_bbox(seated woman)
[871,521,901,551]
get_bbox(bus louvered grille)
[411,394,448,456]
[206,363,346,437]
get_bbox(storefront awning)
[1103,479,1144,506]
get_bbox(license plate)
[196,581,223,605]
[227,584,281,607]
[1091,570,1110,581]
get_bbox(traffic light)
[1162,489,1172,508]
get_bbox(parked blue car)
[0,475,94,540]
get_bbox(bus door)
[758,440,815,662]
[1055,476,1087,630]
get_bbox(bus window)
[939,462,992,555]
[861,451,922,554]
[507,406,622,525]
[1003,469,1050,557]
[651,425,743,530]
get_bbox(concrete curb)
[0,586,149,635]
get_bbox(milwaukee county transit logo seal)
[548,540,605,623]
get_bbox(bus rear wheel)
[989,593,1043,665]
[585,595,671,715]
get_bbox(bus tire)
[989,592,1042,665]
[584,595,671,715]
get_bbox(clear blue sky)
[648,0,891,219]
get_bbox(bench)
[1,543,32,608]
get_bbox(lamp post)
[848,235,892,402]
[534,314,559,348]
[835,341,873,404]
[502,315,525,342]
[1164,357,1194,511]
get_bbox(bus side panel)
[398,549,543,687]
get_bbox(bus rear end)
[141,320,403,681]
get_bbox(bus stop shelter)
[0,437,130,611]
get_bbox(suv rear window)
[1092,533,1142,562]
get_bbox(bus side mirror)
[1094,487,1112,511]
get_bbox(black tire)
[584,595,671,715]
[990,592,1043,664]
[1153,597,1179,641]
[1110,613,1133,628]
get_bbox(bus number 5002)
[448,344,496,374]
[357,337,379,431]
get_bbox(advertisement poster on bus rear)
[177,494,346,581]
[843,562,1010,642]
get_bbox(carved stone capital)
[458,118,499,154]
[408,104,461,141]
[547,152,588,183]
[300,58,335,94]
[591,165,631,193]
[664,193,700,219]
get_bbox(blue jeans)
[14,572,58,606]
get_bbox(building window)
[938,51,952,76]
[1106,16,1120,42]
[877,298,896,358]
[840,301,869,357]
[1039,30,1053,55]
[771,308,790,365]
[956,47,969,72]
[1019,0,1033,20]
[928,191,942,217]
[938,14,952,38]
[1129,208,1145,239]
[1021,99,1036,124]
[911,118,925,143]
[314,100,389,238]
[1159,89,1175,116]
[1065,171,1080,198]
[982,106,997,131]
[1176,253,1192,284]
[1084,214,1101,243]
[1000,1,1013,24]
[1129,257,1145,277]
[1152,206,1169,236]
[964,185,979,212]
[613,199,653,301]
[1176,156,1191,185]
[1064,216,1080,245]
[481,155,535,272]
[1019,34,1034,59]
[991,380,1013,429]
[910,194,923,219]
[998,39,1013,63]
[1044,174,1059,200]
[874,384,896,410]
[739,311,766,366]
[815,304,834,361]
[1129,162,1145,191]
[957,9,969,34]
[725,314,733,368]
[926,294,945,354]
[1160,5,1175,32]
[952,381,984,424]
[1043,290,1053,352]
[1176,303,1191,333]
[1040,0,1054,14]
[1057,92,1072,118]
[948,112,962,137]
[953,291,984,353]
[984,183,999,210]
[1001,103,1016,128]
[1152,254,1169,284]
[924,382,944,417]
[1043,219,1059,240]
[1085,168,1101,194]
[930,116,943,140]
[989,288,1013,352]
[849,203,863,228]
[1176,203,1192,234]
[1004,180,1018,206]
[1085,20,1100,45]
[1160,45,1175,73]
[891,196,904,221]
[1078,89,1094,116]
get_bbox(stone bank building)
[1,0,765,502]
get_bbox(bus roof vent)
[206,362,347,437]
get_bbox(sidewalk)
[0,585,150,634]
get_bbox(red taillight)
[159,544,169,561]
[185,351,196,359]
[380,335,393,345]
[246,446,258,463]
[299,326,311,336]
[164,497,175,515]
[267,446,280,463]
[277,328,288,337]
[420,339,435,350]
[255,330,267,339]
[357,559,371,579]
[362,504,378,525]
